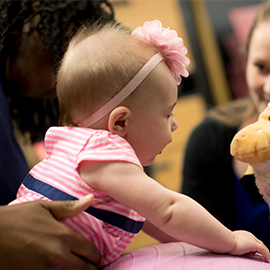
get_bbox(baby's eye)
[268,116,270,121]
[167,113,174,118]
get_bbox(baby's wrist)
[227,231,237,254]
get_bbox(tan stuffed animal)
[230,104,270,206]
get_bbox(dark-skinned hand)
[0,195,101,270]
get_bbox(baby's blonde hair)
[57,22,160,126]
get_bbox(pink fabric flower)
[132,20,190,85]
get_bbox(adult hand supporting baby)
[0,195,101,270]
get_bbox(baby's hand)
[230,231,270,262]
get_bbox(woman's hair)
[246,1,270,55]
[57,22,159,126]
[0,0,114,142]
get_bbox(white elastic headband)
[77,52,164,127]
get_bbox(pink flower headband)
[77,20,190,127]
[132,19,190,85]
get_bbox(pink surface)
[103,242,270,270]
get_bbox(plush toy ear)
[240,165,264,203]
[108,106,131,137]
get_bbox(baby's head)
[56,20,190,129]
[57,22,156,126]
[57,20,189,165]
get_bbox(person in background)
[9,19,270,266]
[181,0,270,248]
[0,1,114,269]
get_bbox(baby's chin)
[142,157,156,167]
[142,149,166,166]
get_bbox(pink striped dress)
[10,127,145,266]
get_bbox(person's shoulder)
[190,116,233,140]
[188,103,245,152]
[193,97,255,137]
[196,116,228,130]
[207,97,255,127]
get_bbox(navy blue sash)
[23,174,144,233]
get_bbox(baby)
[10,20,269,266]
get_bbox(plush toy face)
[231,105,270,164]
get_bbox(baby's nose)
[172,119,178,132]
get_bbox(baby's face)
[124,61,178,166]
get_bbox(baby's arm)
[142,220,179,243]
[79,161,269,261]
[143,217,268,260]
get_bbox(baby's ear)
[108,106,131,137]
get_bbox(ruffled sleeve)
[77,130,143,169]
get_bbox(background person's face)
[6,29,56,99]
[246,21,270,114]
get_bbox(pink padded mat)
[103,242,270,270]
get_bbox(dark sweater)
[0,70,28,205]
[182,117,270,248]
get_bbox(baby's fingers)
[247,237,270,263]
[232,231,270,262]
[253,241,270,263]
